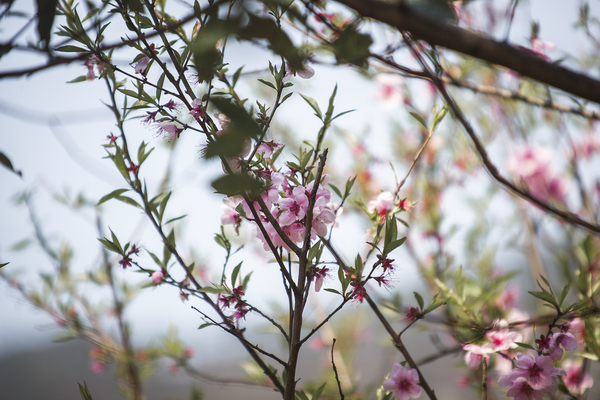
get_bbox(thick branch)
[335,0,600,105]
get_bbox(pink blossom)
[495,286,519,311]
[383,363,422,400]
[91,360,106,375]
[569,318,586,344]
[509,353,564,390]
[156,121,183,140]
[506,146,569,204]
[500,376,546,400]
[374,74,405,105]
[190,98,206,120]
[402,306,420,323]
[482,324,522,352]
[84,58,96,81]
[131,55,150,74]
[463,343,491,369]
[221,197,242,234]
[283,63,315,82]
[151,270,164,284]
[573,133,600,159]
[256,140,282,158]
[131,44,157,75]
[530,36,555,61]
[562,359,593,395]
[367,191,395,217]
[277,186,309,226]
[548,332,577,360]
[312,267,329,292]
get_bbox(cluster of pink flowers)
[367,191,395,218]
[498,353,564,399]
[383,363,422,400]
[463,320,522,369]
[218,285,249,322]
[118,243,141,269]
[83,55,106,81]
[221,170,337,252]
[506,146,569,204]
[130,43,157,75]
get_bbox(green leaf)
[344,176,356,199]
[97,189,129,206]
[431,105,448,132]
[329,183,343,199]
[407,0,457,22]
[147,251,164,268]
[115,195,143,209]
[239,14,303,70]
[36,0,58,49]
[312,382,327,400]
[164,215,187,225]
[455,266,464,301]
[11,238,32,251]
[191,17,238,82]
[55,45,88,52]
[0,43,13,60]
[0,151,22,178]
[257,78,277,91]
[299,93,322,120]
[197,322,213,330]
[528,291,558,309]
[558,282,571,307]
[329,26,373,66]
[324,84,338,123]
[384,237,406,255]
[413,292,425,311]
[163,229,175,266]
[231,261,243,287]
[67,75,88,84]
[211,174,264,196]
[197,285,231,294]
[0,262,9,269]
[409,112,428,130]
[78,381,93,400]
[158,191,172,225]
[515,342,536,351]
[323,288,341,296]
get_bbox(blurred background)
[1,0,599,399]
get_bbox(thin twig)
[331,339,346,400]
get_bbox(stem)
[364,292,438,400]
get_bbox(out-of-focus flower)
[283,63,315,82]
[548,332,577,360]
[367,191,395,218]
[482,322,522,352]
[130,44,157,75]
[463,343,491,369]
[573,133,600,160]
[402,306,420,323]
[151,270,164,284]
[498,353,564,400]
[312,267,329,292]
[509,353,564,390]
[506,146,569,204]
[156,121,183,140]
[383,363,422,400]
[190,98,206,120]
[495,286,519,311]
[530,35,555,61]
[374,74,405,105]
[499,376,546,400]
[562,359,593,395]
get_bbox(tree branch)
[334,0,600,105]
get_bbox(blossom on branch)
[383,363,422,400]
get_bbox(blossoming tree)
[2,0,600,400]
